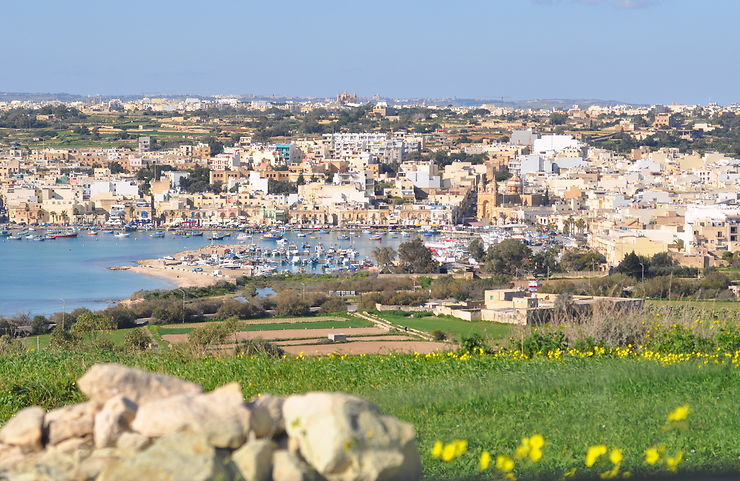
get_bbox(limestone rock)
[0,407,45,452]
[130,382,250,448]
[272,450,314,481]
[115,432,150,452]
[248,394,285,438]
[0,444,26,472]
[232,439,276,481]
[283,392,421,481]
[76,364,201,407]
[45,402,94,446]
[94,396,137,449]
[97,430,237,481]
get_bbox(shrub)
[234,338,285,358]
[272,291,311,317]
[459,333,491,353]
[319,297,347,314]
[216,300,265,320]
[515,329,568,357]
[122,328,152,352]
[100,306,138,329]
[431,329,448,341]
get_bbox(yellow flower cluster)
[584,445,629,479]
[432,405,693,479]
[431,439,467,462]
[515,434,545,462]
[644,445,683,472]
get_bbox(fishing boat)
[47,231,78,239]
[337,234,350,241]
[208,233,226,240]
[32,235,46,241]
[262,233,283,241]
[189,231,204,237]
[0,230,9,237]
[296,232,307,238]
[87,231,98,236]
[7,235,21,240]
[149,231,165,238]
[114,232,131,238]
[369,234,382,241]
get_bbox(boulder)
[76,364,201,407]
[115,432,150,452]
[0,407,45,453]
[282,392,421,481]
[94,396,137,448]
[98,430,238,481]
[232,439,276,481]
[272,450,314,481]
[247,394,285,438]
[130,382,250,448]
[44,402,94,446]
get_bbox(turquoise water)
[0,231,406,316]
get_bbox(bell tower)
[476,180,498,223]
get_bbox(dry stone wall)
[0,363,421,481]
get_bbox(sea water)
[0,230,406,316]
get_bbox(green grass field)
[157,318,372,336]
[0,352,737,480]
[374,311,515,341]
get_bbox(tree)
[70,312,116,343]
[483,239,532,275]
[30,315,49,335]
[468,238,486,263]
[268,179,298,195]
[397,238,438,274]
[108,161,127,174]
[372,247,397,271]
[206,136,224,155]
[616,252,647,280]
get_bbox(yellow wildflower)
[586,445,608,467]
[666,405,689,422]
[479,451,491,471]
[609,448,623,465]
[496,455,515,473]
[644,447,660,465]
[431,441,443,459]
[441,443,457,462]
[665,451,683,472]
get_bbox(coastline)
[111,244,252,289]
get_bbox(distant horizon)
[0,90,672,107]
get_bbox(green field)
[157,318,373,336]
[374,311,515,340]
[0,352,737,480]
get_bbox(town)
[1,94,739,274]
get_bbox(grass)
[21,328,135,349]
[0,351,737,480]
[157,318,373,336]
[374,311,515,341]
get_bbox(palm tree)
[575,218,587,234]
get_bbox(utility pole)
[59,298,66,330]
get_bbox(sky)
[1,0,738,105]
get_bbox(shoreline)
[112,244,254,289]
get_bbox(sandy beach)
[112,244,254,288]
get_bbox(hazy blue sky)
[1,0,738,104]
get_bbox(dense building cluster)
[1,96,739,269]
